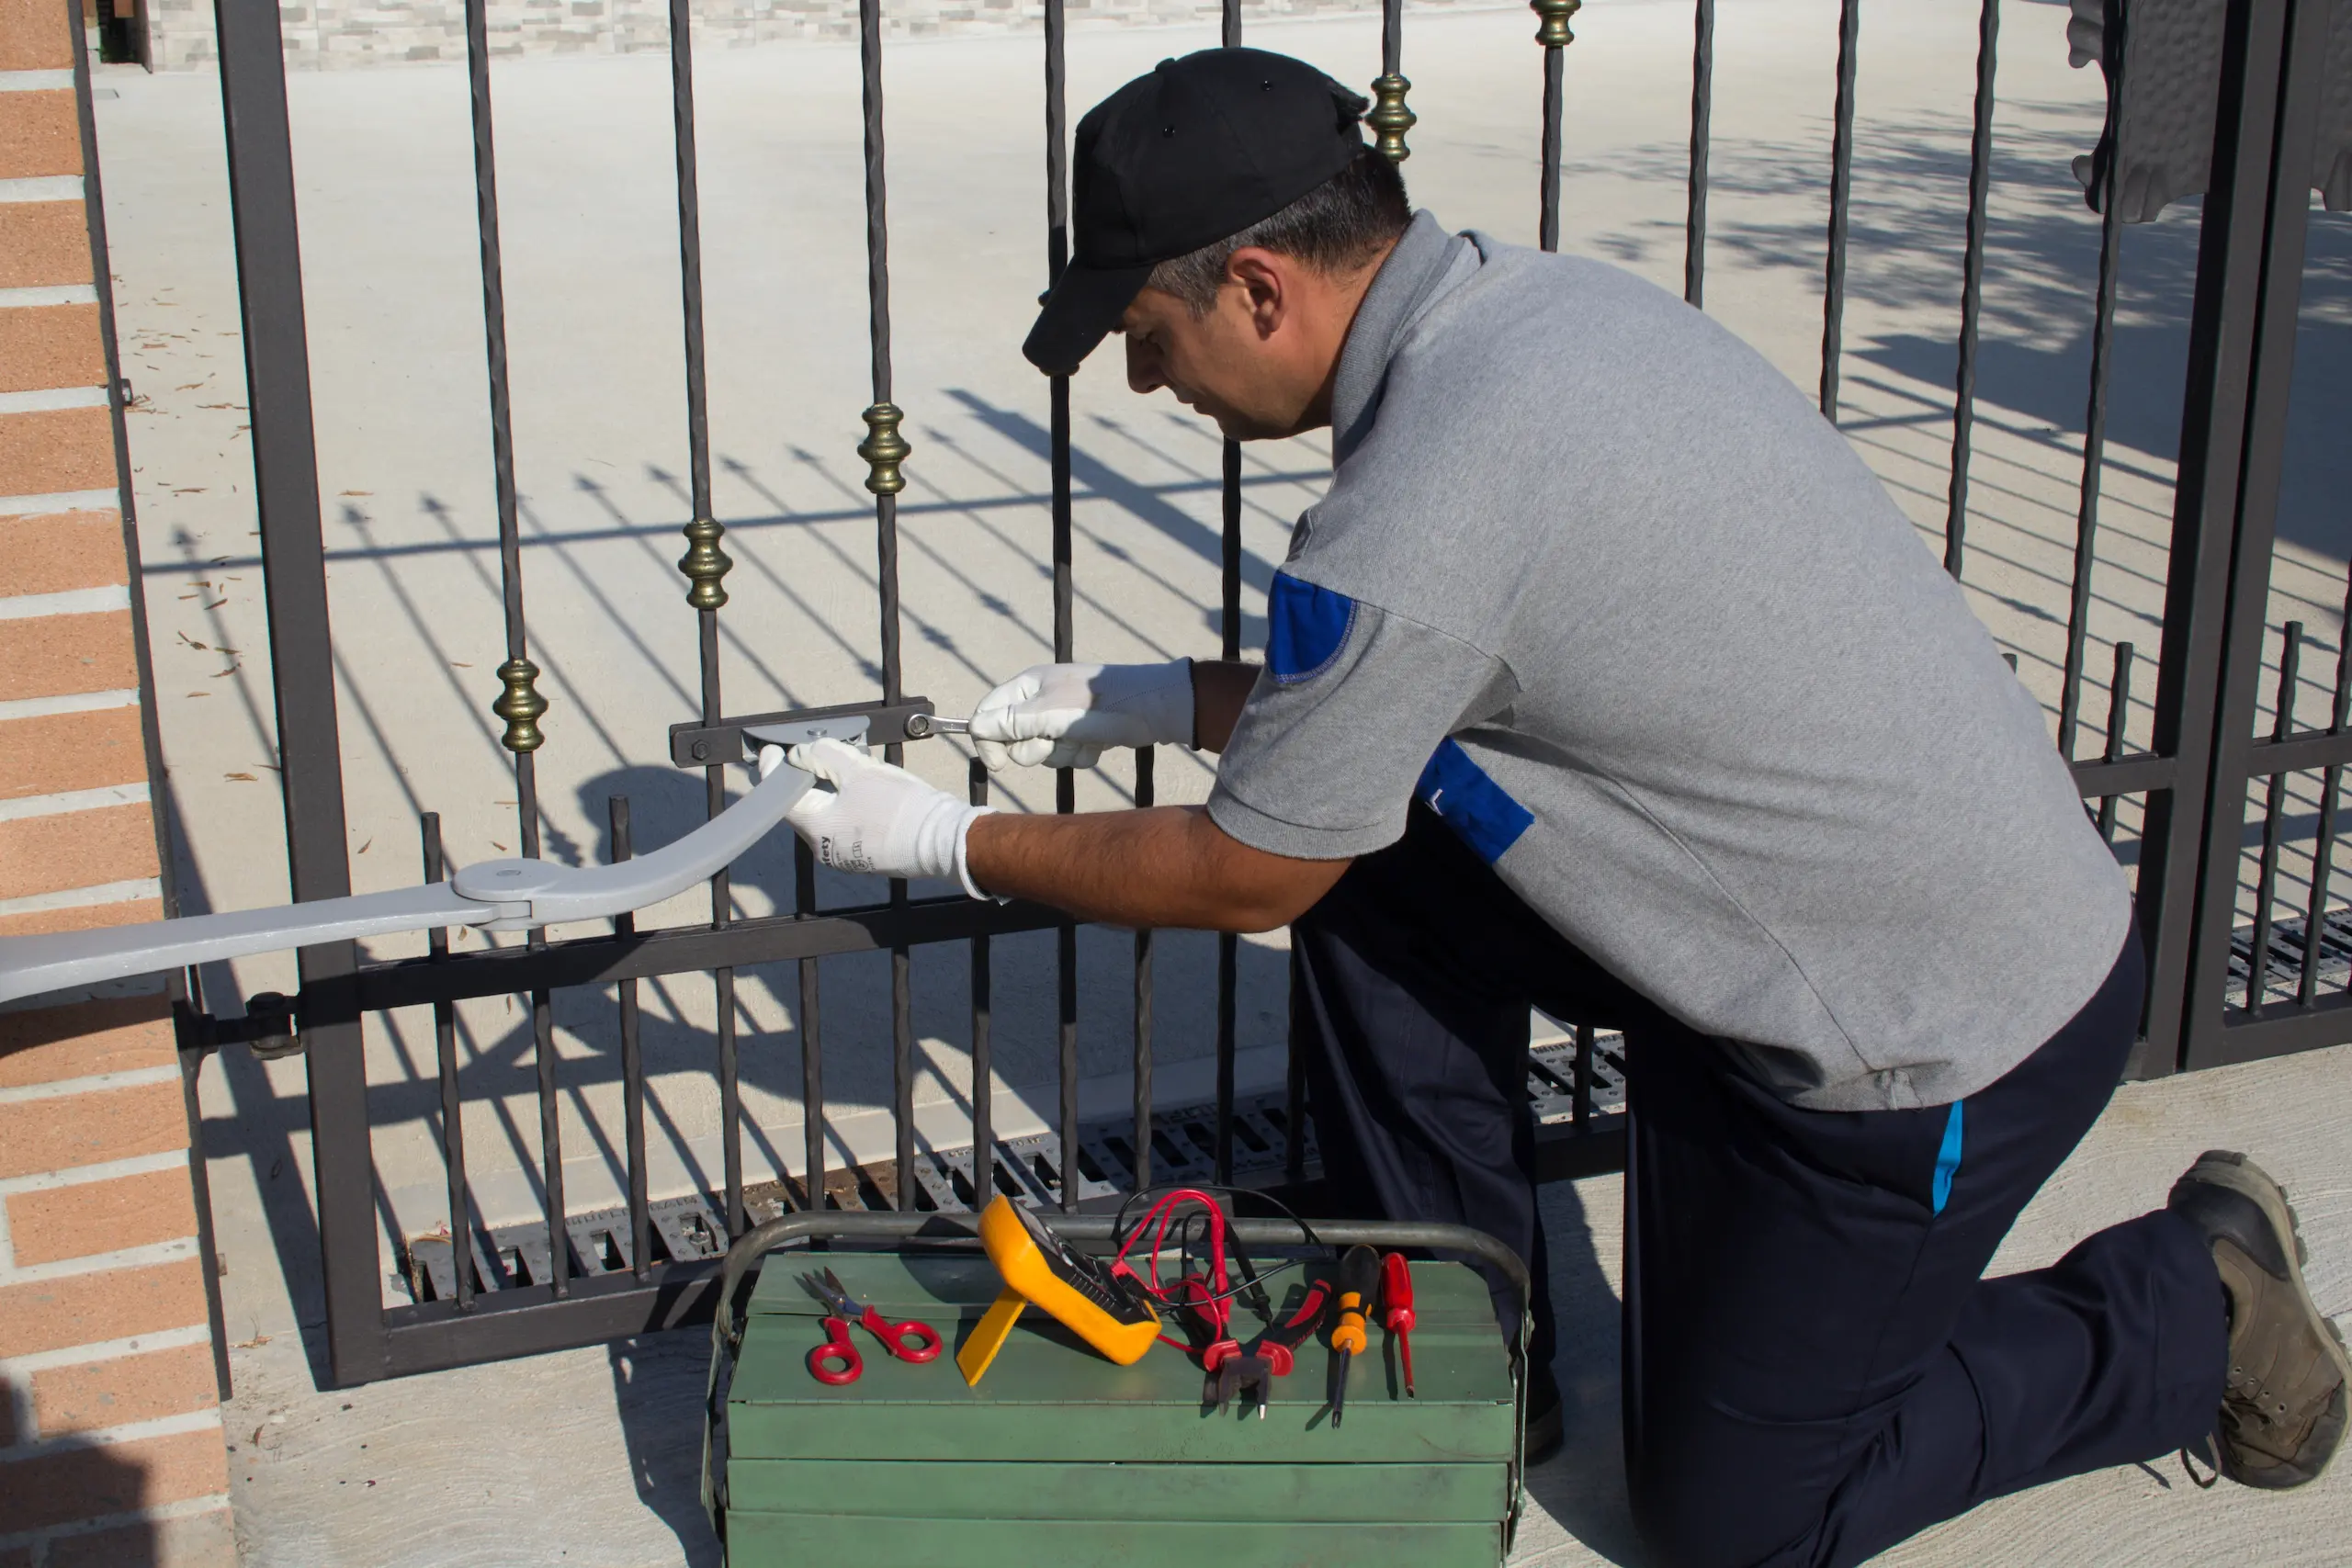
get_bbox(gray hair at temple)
[1145,149,1412,317]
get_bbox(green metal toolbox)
[705,1225,1525,1568]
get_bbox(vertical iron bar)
[2135,0,2295,1066]
[1216,0,1245,1196]
[610,797,650,1279]
[462,0,537,839]
[1368,0,1411,162]
[1572,1022,1593,1134]
[2310,765,2346,1001]
[460,0,563,1293]
[532,986,563,1294]
[2247,624,2302,1009]
[854,0,917,1212]
[1057,931,1079,1211]
[211,0,378,1384]
[969,758,994,1205]
[71,1,176,923]
[1132,748,1155,1191]
[1537,34,1566,252]
[1684,0,1713,306]
[709,976,745,1236]
[2299,567,2352,1004]
[2057,20,2132,758]
[424,814,471,1310]
[668,0,714,525]
[1532,0,1578,249]
[797,840,825,1212]
[1045,0,1082,1212]
[2098,641,2133,841]
[1818,0,1861,421]
[893,949,914,1210]
[2171,0,2328,1070]
[671,0,742,1243]
[1216,443,1241,1188]
[1943,0,1999,581]
[178,1047,232,1398]
[1284,952,1307,1185]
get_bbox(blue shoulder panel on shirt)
[1416,739,1534,864]
[1265,573,1358,684]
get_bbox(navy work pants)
[1289,805,2226,1568]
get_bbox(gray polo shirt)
[1207,210,2132,1113]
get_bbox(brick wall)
[0,0,236,1562]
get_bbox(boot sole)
[2184,1150,2352,1488]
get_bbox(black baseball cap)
[1022,48,1370,375]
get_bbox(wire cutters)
[800,1268,944,1385]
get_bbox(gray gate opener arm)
[0,717,862,1009]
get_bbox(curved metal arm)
[0,716,862,1009]
[0,882,516,1009]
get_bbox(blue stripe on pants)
[1931,1100,1965,1215]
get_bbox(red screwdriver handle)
[1380,1252,1416,1332]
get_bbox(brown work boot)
[2168,1150,2351,1490]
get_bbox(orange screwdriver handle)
[1329,1246,1378,1357]
[1379,1252,1416,1332]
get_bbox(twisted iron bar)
[2057,7,2132,761]
[1685,0,1713,306]
[1533,0,1578,252]
[461,0,565,1296]
[1818,0,1861,421]
[1943,0,2001,581]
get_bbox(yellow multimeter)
[955,1195,1161,1386]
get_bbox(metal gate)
[151,0,2350,1388]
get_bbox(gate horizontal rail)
[277,896,1069,1018]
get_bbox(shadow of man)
[0,1418,170,1562]
[1521,1175,1641,1566]
[606,1333,723,1567]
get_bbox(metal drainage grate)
[405,1190,731,1302]
[2230,908,2352,1000]
[399,1038,1629,1304]
[1528,1032,1628,1125]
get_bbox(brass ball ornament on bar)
[678,515,733,612]
[1368,73,1416,163]
[859,401,911,496]
[1532,0,1579,49]
[493,657,548,752]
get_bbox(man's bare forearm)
[966,804,1345,932]
[1192,660,1259,753]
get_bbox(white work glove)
[780,739,995,898]
[968,659,1194,773]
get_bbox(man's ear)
[1226,247,1288,343]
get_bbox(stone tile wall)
[0,1,235,1562]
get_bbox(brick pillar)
[0,1,237,1563]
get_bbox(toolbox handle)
[699,1211,1532,1541]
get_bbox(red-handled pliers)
[799,1268,944,1385]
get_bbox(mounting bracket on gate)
[0,701,925,1011]
[669,698,936,768]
